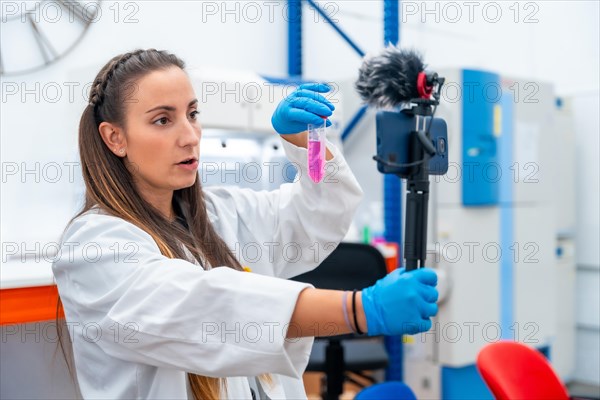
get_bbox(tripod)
[402,74,444,271]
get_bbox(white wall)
[1,0,598,388]
[1,1,290,247]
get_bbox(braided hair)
[88,49,184,125]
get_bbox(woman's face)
[121,66,201,196]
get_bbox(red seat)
[476,341,569,400]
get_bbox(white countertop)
[1,258,55,290]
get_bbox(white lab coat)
[52,138,363,399]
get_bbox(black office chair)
[292,242,390,400]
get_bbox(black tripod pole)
[403,116,432,271]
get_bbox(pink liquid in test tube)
[307,118,327,183]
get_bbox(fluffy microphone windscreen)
[355,46,427,108]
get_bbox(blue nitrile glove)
[361,268,439,336]
[271,83,335,134]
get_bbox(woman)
[53,49,438,399]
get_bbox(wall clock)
[0,0,101,75]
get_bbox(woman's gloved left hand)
[361,267,439,336]
[271,83,335,134]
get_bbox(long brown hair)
[57,48,246,400]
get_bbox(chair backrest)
[292,242,388,291]
[354,381,417,400]
[476,341,569,400]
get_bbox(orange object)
[384,242,400,273]
[0,285,64,326]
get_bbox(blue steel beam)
[382,0,404,383]
[288,0,303,77]
[384,0,400,45]
[306,0,366,58]
[341,105,368,142]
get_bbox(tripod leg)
[404,130,431,271]
[405,189,422,271]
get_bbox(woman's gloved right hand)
[271,83,334,135]
[361,268,439,336]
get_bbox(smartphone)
[375,110,449,177]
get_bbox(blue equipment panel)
[442,364,494,400]
[462,69,501,206]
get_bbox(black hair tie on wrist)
[352,289,365,335]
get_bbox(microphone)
[353,45,448,272]
[355,46,437,108]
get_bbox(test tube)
[307,117,327,183]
